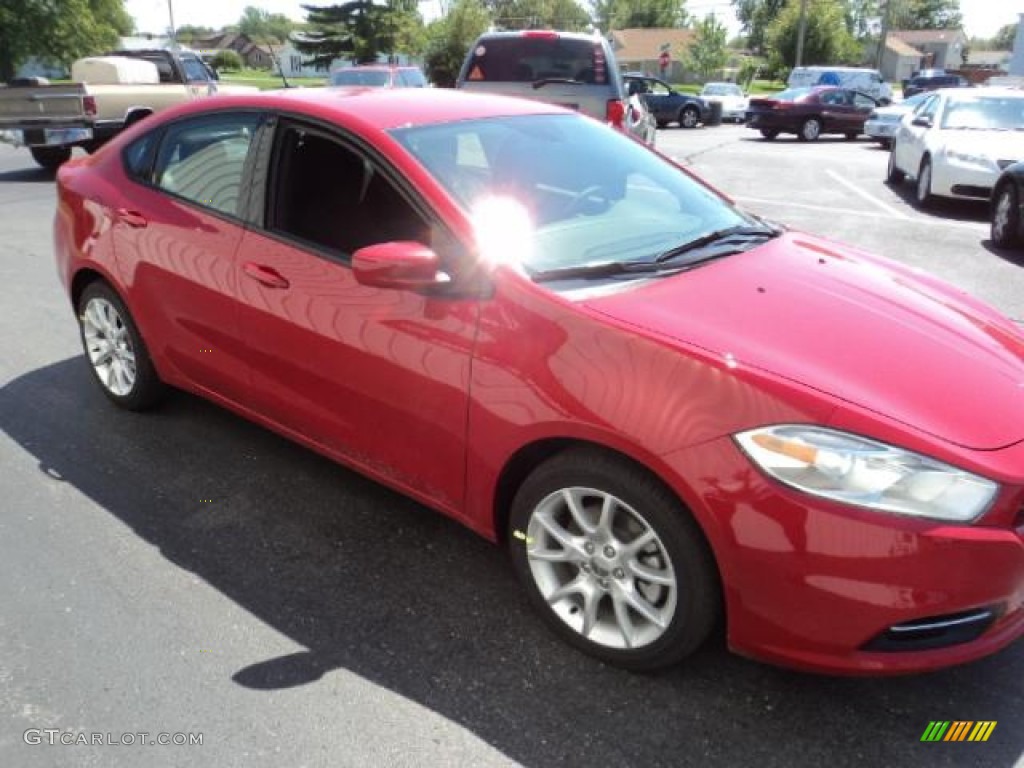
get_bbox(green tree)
[211,49,244,71]
[0,0,132,82]
[731,0,786,53]
[993,22,1017,51]
[297,1,424,66]
[686,13,728,80]
[766,0,860,70]
[888,0,962,30]
[176,25,217,45]
[238,6,296,43]
[840,0,880,40]
[424,0,491,86]
[613,0,688,28]
[486,0,590,29]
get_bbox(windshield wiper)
[654,224,780,264]
[532,77,583,89]
[530,259,664,283]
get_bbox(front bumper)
[932,156,1004,200]
[670,435,1024,675]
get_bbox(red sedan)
[745,86,879,141]
[54,88,1024,675]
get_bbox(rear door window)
[463,37,608,85]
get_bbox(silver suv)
[456,30,655,146]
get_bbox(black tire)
[29,146,71,170]
[991,183,1021,248]
[759,129,779,140]
[679,105,700,129]
[508,448,720,671]
[77,281,166,411]
[844,131,858,141]
[656,119,668,129]
[915,156,934,208]
[798,117,822,142]
[886,150,905,184]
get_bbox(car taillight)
[607,99,626,129]
[522,30,558,39]
[83,95,97,118]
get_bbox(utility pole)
[876,0,893,71]
[167,0,177,47]
[795,0,809,68]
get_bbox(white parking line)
[824,169,910,220]
[734,195,989,232]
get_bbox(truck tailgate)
[0,84,87,126]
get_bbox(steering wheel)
[559,184,614,218]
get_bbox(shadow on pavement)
[982,240,1024,269]
[0,165,56,183]
[2,359,1021,768]
[883,181,990,224]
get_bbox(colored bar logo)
[921,721,997,742]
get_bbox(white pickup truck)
[0,48,257,168]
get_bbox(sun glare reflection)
[471,196,535,269]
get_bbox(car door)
[643,79,679,123]
[232,117,479,513]
[818,89,854,132]
[894,93,939,176]
[111,111,263,402]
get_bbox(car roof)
[332,65,419,72]
[166,87,566,132]
[474,30,602,42]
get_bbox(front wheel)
[508,449,720,671]
[77,281,166,410]
[991,183,1021,248]
[798,117,822,142]
[916,157,934,208]
[886,150,905,184]
[30,146,72,170]
[679,106,700,129]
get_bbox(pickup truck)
[0,48,256,168]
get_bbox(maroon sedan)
[55,88,1023,674]
[746,86,879,141]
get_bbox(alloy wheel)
[81,297,137,397]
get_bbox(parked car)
[745,86,879,141]
[902,72,969,98]
[328,65,428,88]
[787,66,893,104]
[623,73,711,128]
[991,161,1024,248]
[699,81,749,122]
[54,88,1024,676]
[455,30,655,146]
[863,92,931,148]
[888,87,1024,207]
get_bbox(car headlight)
[944,148,996,170]
[734,426,998,522]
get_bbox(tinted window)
[463,37,608,85]
[123,131,160,182]
[330,69,391,87]
[268,124,428,257]
[154,113,261,217]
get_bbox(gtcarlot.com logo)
[24,730,203,746]
[921,721,997,742]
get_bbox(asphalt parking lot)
[0,132,1022,768]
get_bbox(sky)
[124,0,1021,40]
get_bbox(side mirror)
[911,115,932,128]
[352,241,446,291]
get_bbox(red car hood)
[585,233,1024,450]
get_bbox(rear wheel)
[798,117,822,142]
[759,129,779,140]
[991,183,1021,248]
[508,448,720,671]
[679,106,700,129]
[77,281,166,410]
[29,146,71,170]
[915,157,934,208]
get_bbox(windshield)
[940,94,1024,130]
[330,69,391,87]
[703,84,742,97]
[391,114,754,276]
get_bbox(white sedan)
[887,87,1024,207]
[699,82,748,122]
[863,92,930,147]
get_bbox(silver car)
[863,92,930,148]
[456,30,655,147]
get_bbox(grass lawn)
[220,69,326,90]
